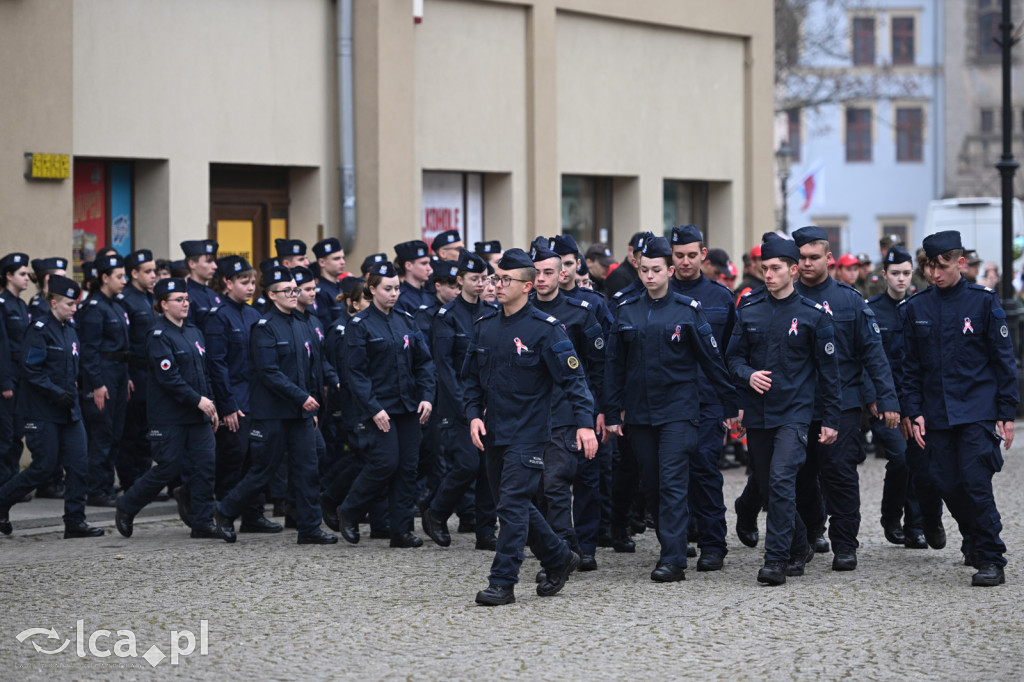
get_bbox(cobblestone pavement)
[1,435,1022,681]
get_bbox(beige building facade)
[1,0,774,275]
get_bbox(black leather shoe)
[596,528,614,548]
[786,546,814,576]
[611,526,635,553]
[173,486,192,529]
[36,484,65,499]
[535,569,547,584]
[456,516,475,534]
[697,549,724,572]
[813,534,830,554]
[213,509,236,544]
[735,500,759,548]
[421,508,451,547]
[64,521,104,538]
[904,530,927,549]
[881,518,905,545]
[757,561,787,585]
[538,551,580,596]
[239,516,284,533]
[115,500,134,537]
[298,529,339,545]
[971,564,1005,587]
[389,532,423,548]
[321,497,340,532]
[475,584,515,606]
[190,524,224,539]
[687,544,697,558]
[924,523,946,549]
[630,518,647,535]
[338,507,359,544]
[832,551,857,571]
[369,527,391,539]
[579,554,598,572]
[475,535,497,551]
[0,508,11,536]
[87,494,118,508]
[651,562,686,583]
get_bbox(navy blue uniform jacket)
[146,317,214,427]
[19,313,82,424]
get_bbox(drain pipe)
[337,0,357,252]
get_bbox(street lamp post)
[996,0,1021,360]
[776,141,793,234]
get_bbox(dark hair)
[170,263,190,278]
[930,249,964,267]
[364,272,385,300]
[433,275,459,288]
[155,259,173,274]
[30,269,61,292]
[214,266,254,294]
[778,256,798,268]
[339,281,367,315]
[640,254,673,269]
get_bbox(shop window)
[72,159,134,280]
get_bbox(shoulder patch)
[210,306,219,314]
[88,299,98,306]
[437,307,447,316]
[152,328,162,336]
[257,319,268,326]
[115,293,125,301]
[33,320,44,328]
[800,297,824,312]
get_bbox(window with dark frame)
[787,109,802,163]
[891,16,915,65]
[896,107,923,162]
[846,107,872,162]
[817,225,844,252]
[852,17,876,65]
[978,0,1001,58]
[882,223,910,249]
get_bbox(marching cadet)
[337,261,435,548]
[393,240,434,317]
[181,239,221,330]
[604,237,736,583]
[28,257,69,323]
[0,276,103,538]
[465,248,596,606]
[668,224,738,572]
[901,230,1018,587]
[313,237,347,326]
[115,277,223,540]
[0,252,31,488]
[420,252,497,551]
[213,266,337,545]
[205,255,281,533]
[865,246,927,548]
[726,235,840,585]
[528,242,605,573]
[117,249,158,494]
[78,253,130,508]
[791,225,899,571]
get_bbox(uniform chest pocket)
[514,349,540,367]
[46,344,65,361]
[912,320,932,338]
[511,349,543,393]
[664,323,688,349]
[227,329,245,347]
[831,310,856,333]
[367,336,392,357]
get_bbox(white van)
[923,197,1024,268]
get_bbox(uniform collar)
[672,272,704,291]
[937,277,966,298]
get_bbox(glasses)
[166,296,190,304]
[492,276,528,287]
[269,287,299,297]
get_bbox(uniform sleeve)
[814,315,841,430]
[987,296,1020,421]
[318,325,341,388]
[250,322,311,407]
[147,331,202,409]
[20,325,64,402]
[462,327,486,424]
[431,311,462,407]
[543,326,594,430]
[689,308,737,417]
[204,312,238,415]
[76,304,106,391]
[725,311,755,387]
[342,319,384,417]
[856,303,900,413]
[0,313,10,393]
[580,308,605,410]
[899,302,924,419]
[602,321,628,425]
[411,325,436,404]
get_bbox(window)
[811,220,846,253]
[562,175,613,250]
[852,17,876,65]
[72,159,135,281]
[662,180,709,240]
[896,107,924,162]
[981,109,995,134]
[978,0,1001,58]
[787,109,802,163]
[891,16,915,65]
[880,220,912,251]
[846,107,872,162]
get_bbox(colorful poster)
[73,162,106,279]
[421,171,464,248]
[109,163,132,256]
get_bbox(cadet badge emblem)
[670,325,681,342]
[1001,325,1009,338]
[963,317,974,334]
[514,337,528,355]
[789,318,799,336]
[567,356,580,369]
[160,359,171,371]
[825,342,835,355]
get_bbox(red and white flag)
[794,160,826,212]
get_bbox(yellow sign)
[270,218,287,253]
[216,220,254,264]
[25,153,70,180]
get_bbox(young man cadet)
[464,248,597,605]
[275,238,310,269]
[313,237,347,326]
[865,246,926,548]
[668,224,737,571]
[432,229,465,263]
[421,251,497,551]
[181,239,221,330]
[393,240,434,317]
[790,225,899,571]
[727,235,840,585]
[901,230,1018,586]
[529,242,605,573]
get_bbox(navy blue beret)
[48,274,80,300]
[792,226,829,247]
[180,240,218,258]
[360,253,387,275]
[154,277,187,297]
[312,238,342,259]
[458,251,487,274]
[633,232,657,253]
[394,240,430,263]
[549,234,580,256]
[431,230,462,253]
[922,230,963,259]
[124,250,153,271]
[474,240,501,255]
[1,252,29,272]
[640,236,672,259]
[432,260,461,280]
[265,265,294,285]
[217,255,252,276]
[497,248,534,271]
[275,239,306,258]
[884,246,913,266]
[670,224,703,246]
[370,261,397,278]
[32,256,69,272]
[760,236,800,262]
[95,254,124,274]
[291,266,315,285]
[530,243,560,263]
[339,276,364,294]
